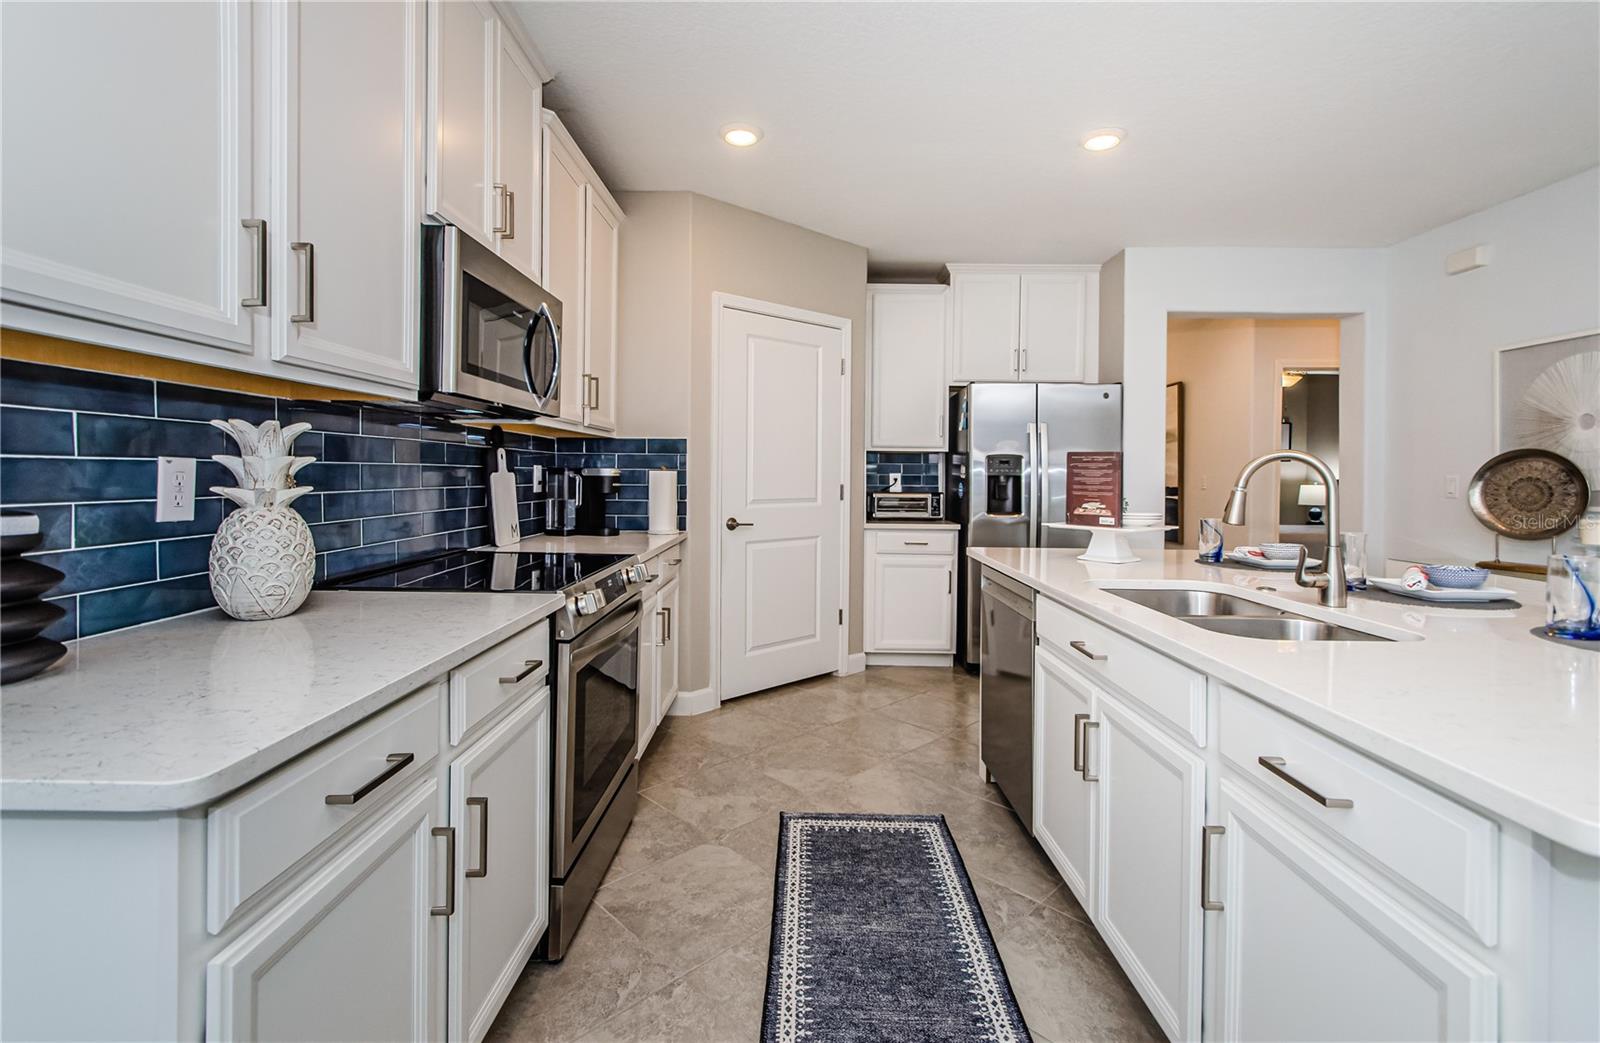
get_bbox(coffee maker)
[544,467,621,537]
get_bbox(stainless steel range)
[319,547,646,959]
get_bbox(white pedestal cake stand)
[1044,523,1179,565]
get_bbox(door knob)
[726,517,753,531]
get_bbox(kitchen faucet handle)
[1292,544,1328,591]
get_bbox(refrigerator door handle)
[1038,421,1050,544]
[1025,420,1039,545]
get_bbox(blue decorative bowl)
[1422,564,1490,589]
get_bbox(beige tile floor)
[487,666,1164,1043]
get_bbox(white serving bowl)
[1259,542,1301,560]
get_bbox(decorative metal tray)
[1467,448,1589,539]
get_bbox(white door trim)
[709,292,853,706]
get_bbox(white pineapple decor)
[207,419,318,621]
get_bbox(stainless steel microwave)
[420,224,562,418]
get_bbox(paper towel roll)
[647,469,679,534]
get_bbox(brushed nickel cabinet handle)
[947,569,952,594]
[503,189,516,240]
[430,826,455,916]
[904,540,930,546]
[1069,640,1107,662]
[492,183,508,235]
[664,605,672,642]
[1257,756,1354,809]
[324,752,413,805]
[499,659,542,685]
[242,218,267,307]
[666,558,681,566]
[657,609,667,646]
[466,797,488,878]
[1072,712,1089,773]
[1021,347,1029,372]
[1201,825,1225,910]
[289,241,314,323]
[1081,720,1100,782]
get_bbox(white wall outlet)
[1444,473,1460,499]
[531,464,543,493]
[156,457,197,522]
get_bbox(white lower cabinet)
[864,529,957,656]
[1208,778,1498,1042]
[656,575,681,717]
[448,688,550,1043]
[638,564,682,758]
[1094,688,1206,1042]
[206,779,446,1042]
[1033,642,1097,913]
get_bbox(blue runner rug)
[760,812,1033,1043]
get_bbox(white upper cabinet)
[868,285,949,450]
[270,0,424,391]
[0,1,258,353]
[426,1,543,283]
[542,111,623,433]
[947,265,1099,384]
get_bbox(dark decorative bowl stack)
[2,510,68,683]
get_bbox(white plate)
[1368,577,1518,603]
[1225,551,1320,570]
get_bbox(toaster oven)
[869,491,942,519]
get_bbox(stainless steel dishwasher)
[978,566,1036,828]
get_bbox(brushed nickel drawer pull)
[289,241,315,323]
[1070,640,1107,662]
[242,218,267,307]
[1201,825,1225,910]
[492,183,508,235]
[904,540,930,546]
[1081,719,1100,782]
[1257,756,1354,808]
[324,752,413,805]
[666,559,681,566]
[431,826,455,916]
[499,659,543,685]
[503,189,515,240]
[466,797,488,878]
[1072,712,1089,772]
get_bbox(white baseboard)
[667,685,718,716]
[865,652,955,668]
[838,652,866,676]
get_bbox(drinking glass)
[1341,531,1368,591]
[1546,554,1600,640]
[1198,518,1223,562]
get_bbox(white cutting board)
[489,449,521,547]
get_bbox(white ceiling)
[514,2,1600,274]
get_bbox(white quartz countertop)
[498,531,687,556]
[1,590,564,813]
[971,547,1600,856]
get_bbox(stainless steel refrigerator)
[948,382,1122,667]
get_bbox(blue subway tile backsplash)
[865,451,942,492]
[0,359,688,642]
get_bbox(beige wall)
[616,191,869,698]
[1166,317,1340,546]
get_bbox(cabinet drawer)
[1218,685,1498,943]
[206,682,443,934]
[1036,596,1205,745]
[450,620,549,745]
[871,529,957,556]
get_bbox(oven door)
[424,224,561,417]
[554,599,641,876]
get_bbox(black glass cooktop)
[319,550,631,593]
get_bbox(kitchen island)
[970,546,1598,1043]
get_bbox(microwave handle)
[524,302,561,404]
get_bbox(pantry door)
[718,301,847,699]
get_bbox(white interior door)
[718,305,844,699]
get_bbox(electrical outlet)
[156,457,196,522]
[532,464,543,493]
[1444,474,1460,499]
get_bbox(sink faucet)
[1222,450,1346,608]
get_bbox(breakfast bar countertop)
[970,546,1600,856]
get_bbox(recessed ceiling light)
[1081,128,1125,152]
[721,123,763,148]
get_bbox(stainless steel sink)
[1106,587,1393,642]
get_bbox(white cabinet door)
[583,189,620,432]
[425,0,495,245]
[1033,644,1097,914]
[448,690,550,1043]
[271,0,423,390]
[1018,271,1092,381]
[868,287,948,450]
[494,36,542,281]
[657,577,681,717]
[949,272,1019,382]
[206,780,445,1043]
[638,583,662,756]
[1094,690,1205,1042]
[1,1,258,352]
[543,124,588,424]
[1209,779,1498,1042]
[866,553,955,652]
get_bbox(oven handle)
[568,602,642,671]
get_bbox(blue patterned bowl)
[1422,564,1490,589]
